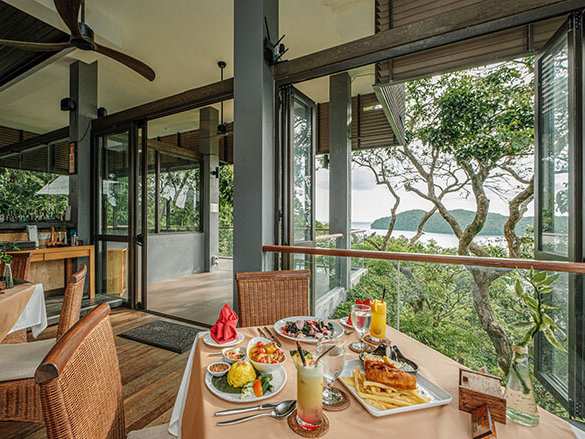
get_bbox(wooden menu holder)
[459,368,507,425]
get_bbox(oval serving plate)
[205,367,287,403]
[202,331,245,348]
[273,316,344,344]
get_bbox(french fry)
[344,368,431,410]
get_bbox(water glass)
[317,338,345,405]
[350,303,371,353]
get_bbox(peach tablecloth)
[0,283,35,341]
[174,325,580,439]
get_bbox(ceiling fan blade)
[54,0,81,36]
[94,43,155,81]
[0,39,71,52]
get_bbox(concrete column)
[233,0,278,304]
[329,73,352,289]
[69,61,97,244]
[200,107,220,272]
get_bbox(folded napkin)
[210,304,239,344]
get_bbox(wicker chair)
[35,303,171,438]
[236,270,311,327]
[0,265,87,423]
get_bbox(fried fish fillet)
[364,359,417,390]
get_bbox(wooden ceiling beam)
[147,138,200,161]
[274,0,585,83]
[93,78,234,133]
[0,126,69,157]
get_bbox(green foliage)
[0,251,12,265]
[0,169,69,222]
[513,270,566,350]
[407,63,534,168]
[219,164,234,256]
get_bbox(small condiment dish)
[222,347,246,364]
[207,361,230,377]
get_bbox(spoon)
[216,400,296,426]
[215,400,295,417]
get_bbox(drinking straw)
[296,341,307,366]
[382,287,386,302]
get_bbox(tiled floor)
[147,258,233,325]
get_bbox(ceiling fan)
[0,0,155,81]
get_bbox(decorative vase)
[505,345,539,427]
[3,263,13,289]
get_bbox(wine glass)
[317,338,345,406]
[350,303,371,353]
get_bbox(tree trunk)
[410,206,437,244]
[504,177,534,258]
[381,184,401,250]
[470,268,512,374]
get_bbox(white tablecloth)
[169,333,201,438]
[8,283,47,338]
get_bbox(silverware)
[264,326,282,347]
[215,400,296,417]
[257,327,269,339]
[216,400,296,426]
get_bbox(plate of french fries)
[339,358,452,417]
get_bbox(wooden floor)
[0,309,190,439]
[148,258,233,325]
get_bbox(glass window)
[0,168,70,223]
[158,153,201,232]
[538,36,569,256]
[292,97,314,243]
[538,273,569,393]
[100,133,129,236]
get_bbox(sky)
[315,165,535,225]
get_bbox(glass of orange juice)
[369,299,387,341]
[296,362,323,431]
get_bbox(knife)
[215,402,281,417]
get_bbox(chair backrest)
[1,252,32,281]
[35,303,126,439]
[236,270,310,327]
[56,265,87,340]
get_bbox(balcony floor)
[147,258,233,325]
[0,309,190,439]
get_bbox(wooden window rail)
[262,244,585,274]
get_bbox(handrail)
[262,244,585,274]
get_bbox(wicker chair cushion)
[0,339,55,381]
[127,424,173,438]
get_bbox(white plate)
[205,367,287,403]
[273,316,344,344]
[202,331,245,348]
[338,359,452,417]
[340,316,353,329]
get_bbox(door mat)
[119,320,201,353]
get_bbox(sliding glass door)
[94,122,148,309]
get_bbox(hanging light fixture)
[217,61,227,135]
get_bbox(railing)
[262,244,585,273]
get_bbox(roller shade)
[317,93,399,154]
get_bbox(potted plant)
[505,269,566,427]
[0,250,13,289]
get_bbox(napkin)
[210,303,239,344]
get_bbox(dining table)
[0,283,47,342]
[169,322,584,439]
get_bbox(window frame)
[534,13,585,418]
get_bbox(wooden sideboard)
[11,245,95,302]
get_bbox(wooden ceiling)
[0,1,69,89]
